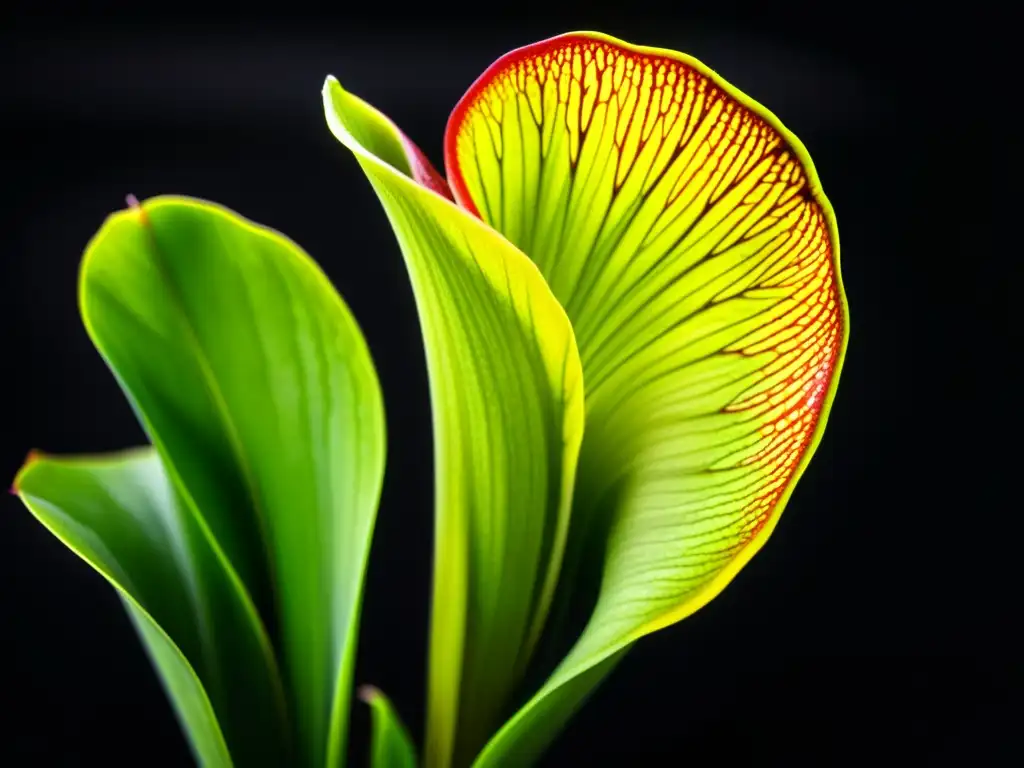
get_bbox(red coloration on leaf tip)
[11,449,44,494]
[443,31,774,218]
[125,194,151,226]
[398,133,453,201]
[357,684,381,704]
[444,32,604,218]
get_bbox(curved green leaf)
[444,32,848,763]
[77,196,386,766]
[323,78,585,768]
[14,449,236,767]
[359,686,417,768]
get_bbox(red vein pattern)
[444,33,846,651]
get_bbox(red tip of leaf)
[11,449,44,495]
[357,684,381,704]
[397,134,454,201]
[126,194,150,226]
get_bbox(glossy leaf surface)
[324,79,585,768]
[21,196,388,766]
[15,450,240,767]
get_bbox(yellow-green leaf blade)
[473,647,627,767]
[14,449,239,768]
[447,32,848,763]
[360,686,418,768]
[80,197,386,766]
[324,78,584,768]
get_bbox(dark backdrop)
[1,6,1013,766]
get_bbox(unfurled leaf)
[324,79,585,768]
[19,196,387,766]
[445,32,847,764]
[360,686,417,768]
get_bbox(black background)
[2,5,1014,766]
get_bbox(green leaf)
[73,196,386,765]
[444,32,849,763]
[359,686,417,768]
[14,449,237,767]
[323,78,585,768]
